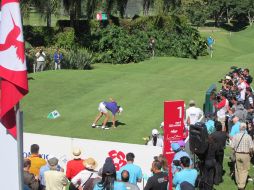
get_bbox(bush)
[26,47,93,72]
[64,48,94,70]
[91,23,207,63]
[23,26,56,47]
[92,25,150,64]
[55,28,76,49]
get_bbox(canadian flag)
[0,0,29,139]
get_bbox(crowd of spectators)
[23,144,170,190]
[185,67,254,190]
[23,66,253,190]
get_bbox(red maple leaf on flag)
[0,0,28,138]
[0,13,24,63]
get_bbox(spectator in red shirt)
[213,93,229,131]
[66,148,85,180]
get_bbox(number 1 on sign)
[177,106,182,119]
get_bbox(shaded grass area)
[22,27,254,189]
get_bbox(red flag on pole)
[0,0,28,138]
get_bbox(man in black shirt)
[243,68,253,85]
[210,121,227,184]
[144,160,168,190]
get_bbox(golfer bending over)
[91,98,123,129]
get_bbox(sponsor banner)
[164,100,185,190]
[23,133,162,189]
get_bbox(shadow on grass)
[107,120,126,128]
[28,77,35,80]
[204,20,248,32]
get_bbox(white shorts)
[98,102,108,114]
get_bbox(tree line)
[10,0,253,28]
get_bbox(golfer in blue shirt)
[92,98,123,129]
[207,36,215,58]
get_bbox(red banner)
[163,100,185,190]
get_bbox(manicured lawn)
[22,27,254,189]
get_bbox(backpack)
[180,181,195,190]
[82,178,95,190]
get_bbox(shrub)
[64,48,94,70]
[25,47,70,72]
[92,25,150,64]
[55,28,76,49]
[23,26,56,47]
[91,23,207,63]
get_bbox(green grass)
[23,27,254,189]
[23,12,69,26]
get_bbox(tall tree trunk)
[247,11,253,26]
[46,13,51,27]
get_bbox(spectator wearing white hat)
[147,129,164,147]
[66,148,85,180]
[44,157,68,190]
[70,157,99,190]
[186,100,204,126]
[91,98,123,129]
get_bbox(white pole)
[16,103,24,190]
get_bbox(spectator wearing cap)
[94,157,127,190]
[205,119,216,135]
[39,155,63,190]
[171,143,192,175]
[147,129,163,147]
[28,144,46,177]
[117,153,142,185]
[234,101,248,122]
[44,156,68,190]
[144,160,168,190]
[70,157,99,190]
[91,98,123,129]
[23,158,39,190]
[213,93,229,131]
[66,148,85,180]
[120,170,140,190]
[186,100,204,126]
[231,123,254,190]
[229,117,247,139]
[173,156,197,190]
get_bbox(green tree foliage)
[92,25,149,64]
[33,0,61,27]
[185,1,208,27]
[63,0,82,26]
[143,0,154,15]
[235,0,254,26]
[91,16,206,64]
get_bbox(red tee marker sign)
[163,100,185,190]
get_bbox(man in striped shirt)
[231,123,254,190]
